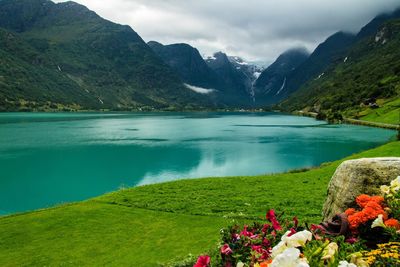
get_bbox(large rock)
[322,157,400,221]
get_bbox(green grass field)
[360,97,400,125]
[0,141,399,266]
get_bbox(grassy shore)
[0,141,399,266]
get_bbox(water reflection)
[0,112,395,214]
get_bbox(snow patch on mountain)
[275,77,286,95]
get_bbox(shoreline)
[343,117,400,130]
[293,110,399,130]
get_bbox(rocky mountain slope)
[0,0,213,111]
[280,17,400,121]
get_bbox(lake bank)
[0,141,399,266]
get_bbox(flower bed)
[194,177,400,267]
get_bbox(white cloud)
[184,84,215,94]
[54,0,400,64]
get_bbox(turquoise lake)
[0,112,396,215]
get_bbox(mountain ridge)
[0,0,214,111]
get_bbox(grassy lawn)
[0,141,399,266]
[360,97,400,125]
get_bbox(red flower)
[262,238,271,248]
[262,224,270,233]
[240,225,253,237]
[293,216,299,228]
[345,237,358,244]
[251,245,270,261]
[194,255,210,267]
[287,228,297,237]
[220,244,233,255]
[266,209,282,231]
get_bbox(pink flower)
[262,224,270,233]
[220,244,233,255]
[266,209,282,231]
[262,238,271,248]
[251,245,270,260]
[293,217,299,228]
[287,228,297,237]
[194,255,210,267]
[345,237,358,244]
[240,225,253,237]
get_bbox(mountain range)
[0,0,214,111]
[0,0,399,115]
[280,8,400,121]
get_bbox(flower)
[270,248,309,267]
[345,208,356,216]
[356,194,371,208]
[384,218,400,230]
[371,214,385,229]
[390,176,400,192]
[347,194,387,230]
[266,209,282,231]
[380,185,391,195]
[236,262,244,267]
[321,242,338,261]
[282,230,312,248]
[260,259,272,267]
[345,237,358,244]
[271,240,288,258]
[271,230,312,258]
[194,255,210,267]
[338,261,357,267]
[221,244,233,255]
[240,225,252,237]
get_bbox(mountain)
[0,0,213,111]
[253,48,309,105]
[205,52,254,106]
[356,8,400,40]
[147,41,222,93]
[227,56,263,102]
[280,18,400,123]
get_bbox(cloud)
[184,84,215,94]
[54,0,400,64]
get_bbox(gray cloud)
[54,0,400,64]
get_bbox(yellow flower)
[321,242,338,261]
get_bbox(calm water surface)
[0,112,395,215]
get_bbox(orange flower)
[347,195,387,231]
[370,196,384,205]
[356,194,371,208]
[345,208,356,216]
[260,259,272,267]
[384,219,400,230]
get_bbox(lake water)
[0,112,395,215]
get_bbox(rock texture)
[322,157,400,221]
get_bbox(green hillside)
[280,19,400,124]
[0,141,399,266]
[0,0,212,111]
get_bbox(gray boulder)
[322,157,400,221]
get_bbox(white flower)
[380,185,390,195]
[321,242,338,260]
[271,240,288,258]
[282,230,313,248]
[371,214,386,229]
[390,176,400,192]
[338,260,357,267]
[236,262,245,267]
[270,248,310,267]
[271,230,313,258]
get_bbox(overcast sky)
[55,0,400,65]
